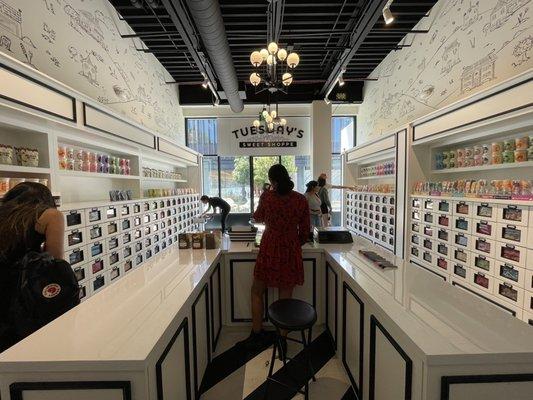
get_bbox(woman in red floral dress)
[239,164,310,349]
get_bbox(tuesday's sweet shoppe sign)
[217,117,311,156]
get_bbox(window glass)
[331,117,355,154]
[282,155,312,194]
[221,156,251,213]
[186,119,217,155]
[331,155,342,212]
[202,156,219,197]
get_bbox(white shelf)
[58,171,140,180]
[141,177,187,183]
[0,164,51,174]
[432,161,533,174]
[358,175,395,180]
[409,194,533,206]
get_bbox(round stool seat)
[268,298,317,331]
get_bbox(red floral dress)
[253,190,310,288]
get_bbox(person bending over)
[0,182,65,352]
[239,164,310,349]
[200,195,231,233]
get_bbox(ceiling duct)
[184,0,244,112]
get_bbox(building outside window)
[331,116,356,225]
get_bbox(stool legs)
[266,327,316,400]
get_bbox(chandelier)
[248,43,300,94]
[252,103,287,130]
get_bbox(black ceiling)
[109,0,437,104]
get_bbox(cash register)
[313,227,353,244]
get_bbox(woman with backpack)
[0,182,76,352]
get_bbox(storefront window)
[331,116,356,226]
[186,118,217,155]
[282,155,312,194]
[202,156,219,197]
[221,156,251,213]
[332,116,355,153]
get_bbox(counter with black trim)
[1,236,532,400]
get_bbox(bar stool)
[266,298,317,400]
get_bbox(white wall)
[0,0,185,142]
[357,0,533,143]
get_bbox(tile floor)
[201,326,351,400]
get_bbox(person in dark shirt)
[200,195,231,233]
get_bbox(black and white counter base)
[1,237,532,400]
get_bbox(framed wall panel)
[83,104,155,149]
[209,263,222,352]
[441,374,533,400]
[156,318,191,400]
[10,381,131,400]
[192,284,210,400]
[229,259,267,322]
[325,262,338,348]
[0,63,76,122]
[369,315,412,400]
[342,282,364,399]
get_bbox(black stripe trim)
[0,62,76,122]
[10,381,131,400]
[209,262,222,352]
[341,386,358,400]
[229,259,268,322]
[441,374,533,400]
[303,257,317,309]
[342,282,364,399]
[156,318,191,400]
[192,284,210,400]
[243,331,335,400]
[325,261,339,349]
[369,315,412,400]
[200,334,274,394]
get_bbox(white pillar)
[311,100,332,180]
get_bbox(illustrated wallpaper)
[0,0,185,142]
[358,0,533,142]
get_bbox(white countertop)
[1,236,533,369]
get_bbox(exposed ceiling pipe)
[184,0,244,113]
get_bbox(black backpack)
[8,251,80,340]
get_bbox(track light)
[214,98,220,107]
[202,79,208,89]
[338,75,345,87]
[383,1,394,24]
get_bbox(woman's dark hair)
[0,182,56,257]
[305,180,319,193]
[200,195,209,201]
[268,164,294,195]
[317,177,326,187]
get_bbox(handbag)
[8,251,80,340]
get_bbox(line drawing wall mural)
[357,0,533,143]
[0,0,185,142]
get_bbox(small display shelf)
[409,192,533,321]
[345,190,395,252]
[0,165,51,174]
[432,160,533,174]
[141,177,187,183]
[58,170,140,180]
[61,193,201,302]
